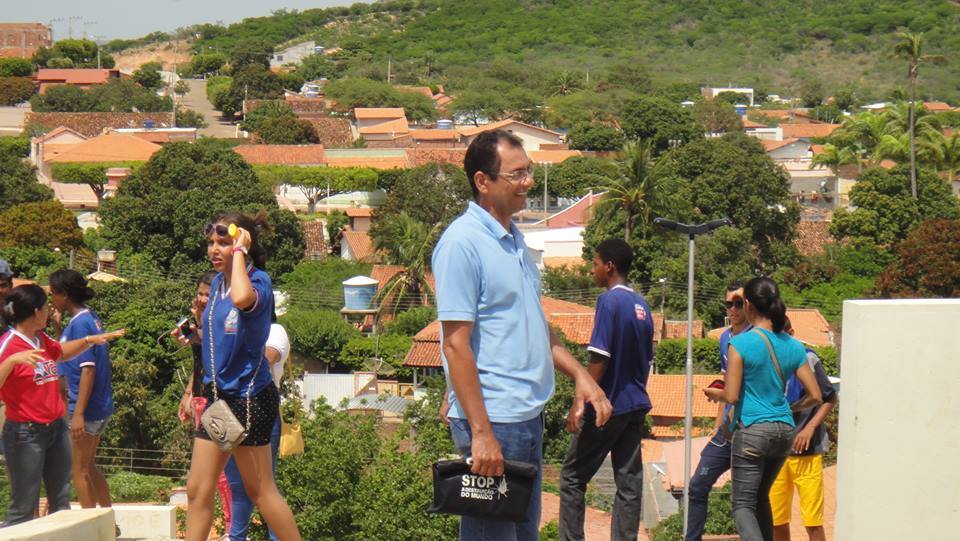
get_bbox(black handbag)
[427,458,538,522]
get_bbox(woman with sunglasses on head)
[49,269,115,512]
[0,284,123,526]
[185,211,301,541]
[703,277,822,541]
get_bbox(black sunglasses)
[723,299,744,310]
[203,223,230,237]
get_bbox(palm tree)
[875,129,940,165]
[922,132,960,183]
[810,143,857,177]
[372,212,442,313]
[593,141,666,241]
[891,32,947,199]
[833,111,891,167]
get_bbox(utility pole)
[542,162,549,214]
[68,16,82,40]
[387,54,392,84]
[48,18,63,43]
[83,20,96,40]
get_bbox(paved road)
[0,105,29,135]
[179,78,239,138]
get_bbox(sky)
[4,0,356,40]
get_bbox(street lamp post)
[653,217,731,539]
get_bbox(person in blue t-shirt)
[50,269,114,510]
[704,277,822,541]
[184,211,301,541]
[685,280,750,541]
[558,238,653,541]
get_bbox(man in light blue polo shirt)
[433,129,613,541]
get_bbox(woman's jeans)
[449,414,543,541]
[731,422,795,541]
[2,419,72,526]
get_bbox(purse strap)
[752,328,786,391]
[208,276,265,432]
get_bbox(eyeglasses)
[203,223,230,237]
[723,299,744,310]
[494,166,534,183]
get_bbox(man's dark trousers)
[559,409,646,541]
[684,432,732,541]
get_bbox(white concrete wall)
[0,508,115,541]
[836,299,960,541]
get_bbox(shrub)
[0,136,30,158]
[654,338,722,374]
[0,77,35,105]
[651,490,735,540]
[280,309,360,366]
[385,306,437,337]
[338,334,413,377]
[107,471,176,504]
[0,58,33,77]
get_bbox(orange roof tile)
[358,117,410,135]
[325,156,409,169]
[409,129,460,141]
[46,133,161,164]
[35,68,117,85]
[923,101,952,112]
[761,138,801,152]
[646,374,722,419]
[458,119,563,138]
[742,118,767,129]
[370,264,436,293]
[345,207,374,218]
[404,341,442,367]
[528,150,582,164]
[33,126,86,144]
[234,144,325,165]
[408,148,466,167]
[354,108,406,120]
[785,308,833,347]
[662,320,704,340]
[397,86,435,99]
[543,256,587,269]
[794,220,832,257]
[341,230,378,262]
[781,124,840,139]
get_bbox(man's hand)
[87,329,126,345]
[70,414,85,441]
[568,374,612,433]
[439,392,451,427]
[470,431,504,477]
[793,426,815,453]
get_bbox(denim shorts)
[84,416,111,436]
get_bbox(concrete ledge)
[112,505,176,540]
[0,508,115,541]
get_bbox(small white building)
[271,41,322,68]
[702,86,755,106]
[520,226,585,270]
[458,119,565,154]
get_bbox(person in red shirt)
[0,284,123,526]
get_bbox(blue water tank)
[437,119,453,130]
[342,276,379,310]
[734,104,748,116]
[143,120,156,129]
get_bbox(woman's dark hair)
[197,270,217,288]
[212,210,271,269]
[595,238,633,276]
[49,269,95,306]
[743,277,788,333]
[1,284,48,327]
[463,129,525,199]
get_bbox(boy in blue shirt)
[558,239,653,541]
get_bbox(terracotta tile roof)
[304,117,354,148]
[43,143,79,160]
[358,117,410,136]
[794,220,832,257]
[785,308,833,347]
[409,129,460,141]
[35,68,117,85]
[923,101,952,112]
[46,133,161,163]
[341,230,378,262]
[354,108,406,120]
[32,126,86,144]
[301,220,327,258]
[543,256,587,269]
[408,148,466,167]
[370,264,436,293]
[528,150,582,164]
[345,207,373,218]
[661,320,704,340]
[742,118,767,128]
[326,155,409,169]
[25,112,175,138]
[413,319,442,341]
[404,341,442,367]
[234,144,325,165]
[397,86,435,99]
[458,119,563,138]
[761,138,801,152]
[126,130,198,144]
[781,123,840,139]
[650,425,713,439]
[646,374,722,418]
[810,144,826,155]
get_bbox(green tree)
[30,85,91,112]
[205,76,234,116]
[224,65,283,117]
[0,77,35,105]
[338,334,413,377]
[0,147,52,212]
[891,32,947,199]
[46,57,74,69]
[372,162,470,228]
[372,212,441,311]
[189,52,228,76]
[535,156,620,199]
[810,143,857,177]
[280,309,360,366]
[132,62,164,90]
[692,99,743,134]
[297,54,340,81]
[568,123,625,151]
[713,91,750,105]
[277,258,371,312]
[450,88,508,125]
[173,80,191,98]
[257,166,377,213]
[797,77,825,108]
[52,163,113,202]
[230,39,273,70]
[875,218,960,298]
[620,96,702,151]
[256,116,319,145]
[922,132,960,182]
[0,58,33,77]
[175,106,207,128]
[0,200,83,250]
[0,137,29,158]
[98,140,305,276]
[384,306,436,337]
[830,166,960,246]
[593,141,676,241]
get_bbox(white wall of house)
[836,299,960,540]
[463,123,563,153]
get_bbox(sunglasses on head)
[203,223,230,237]
[723,299,744,310]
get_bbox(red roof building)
[35,69,121,94]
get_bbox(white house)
[458,119,565,154]
[702,86,755,106]
[271,41,322,68]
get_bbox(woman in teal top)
[704,277,822,541]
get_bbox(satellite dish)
[361,356,396,377]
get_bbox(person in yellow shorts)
[769,318,838,541]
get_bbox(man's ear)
[474,170,492,195]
